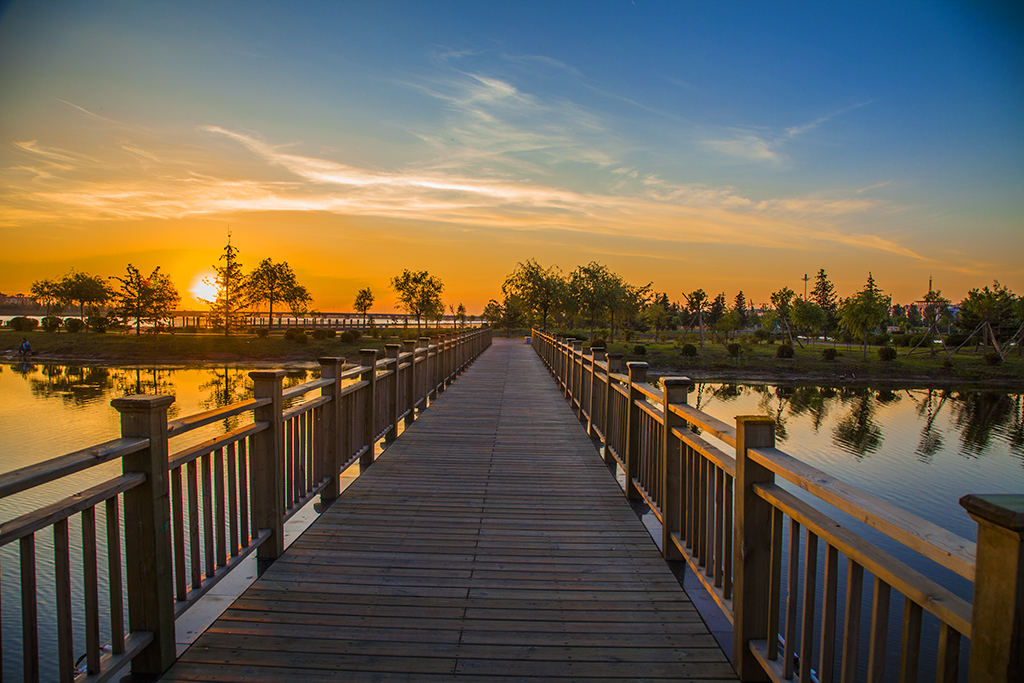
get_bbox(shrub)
[284,328,304,340]
[906,333,929,349]
[868,333,890,347]
[41,316,63,332]
[9,316,39,332]
[822,347,838,361]
[256,328,269,338]
[633,344,646,355]
[88,316,110,333]
[326,329,337,338]
[890,333,908,347]
[942,358,955,369]
[753,328,770,343]
[944,333,968,348]
[624,330,634,342]
[349,329,362,340]
[311,329,330,340]
[339,331,356,344]
[776,344,794,359]
[591,338,606,349]
[983,351,1003,366]
[727,343,741,358]
[877,346,898,361]
[182,325,198,333]
[681,343,697,357]
[64,318,85,333]
[292,330,308,344]
[370,328,380,338]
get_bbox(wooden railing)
[532,329,1023,683]
[0,327,491,682]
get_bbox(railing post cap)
[360,348,378,357]
[607,352,624,359]
[662,377,691,387]
[384,343,401,349]
[318,356,345,366]
[111,394,175,412]
[960,494,1024,532]
[736,415,776,425]
[626,361,649,370]
[249,369,286,380]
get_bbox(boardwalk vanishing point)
[161,338,738,681]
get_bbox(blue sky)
[1,0,1021,309]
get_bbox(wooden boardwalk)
[161,338,738,682]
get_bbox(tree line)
[488,259,1024,360]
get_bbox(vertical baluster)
[935,623,960,683]
[764,507,782,662]
[201,453,215,579]
[403,341,417,426]
[841,560,864,683]
[21,534,39,682]
[698,457,708,569]
[867,577,891,683]
[227,443,239,556]
[819,543,839,683]
[784,519,801,679]
[361,349,378,471]
[171,467,187,600]
[215,447,226,567]
[187,459,201,589]
[704,459,714,578]
[898,599,922,683]
[239,440,251,547]
[54,519,73,682]
[82,507,101,675]
[284,419,293,507]
[624,362,647,501]
[105,498,124,654]
[800,531,819,683]
[714,467,725,587]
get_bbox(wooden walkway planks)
[161,338,738,682]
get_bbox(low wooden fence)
[532,329,1022,683]
[0,328,491,682]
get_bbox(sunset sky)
[1,1,1021,312]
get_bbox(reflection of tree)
[951,391,1014,456]
[753,386,792,442]
[909,389,948,462]
[28,365,113,405]
[787,386,830,433]
[200,367,255,429]
[833,389,883,457]
[109,368,180,418]
[1007,395,1023,464]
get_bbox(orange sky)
[1,2,1021,313]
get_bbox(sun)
[189,271,220,304]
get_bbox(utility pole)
[802,273,809,300]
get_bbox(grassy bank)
[521,330,1024,389]
[0,329,427,366]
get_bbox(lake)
[0,361,1021,680]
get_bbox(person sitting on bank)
[18,338,31,358]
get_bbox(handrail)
[530,327,1021,683]
[0,325,492,682]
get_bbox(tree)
[502,259,565,330]
[569,262,617,338]
[958,281,1016,350]
[202,240,247,336]
[839,273,888,360]
[811,269,839,337]
[390,270,444,333]
[733,291,748,327]
[715,309,742,340]
[246,258,312,331]
[112,264,181,335]
[707,293,727,326]
[30,278,67,317]
[770,287,797,345]
[483,294,527,337]
[456,303,467,328]
[683,289,709,347]
[353,287,375,327]
[60,270,112,320]
[791,298,827,344]
[643,301,670,333]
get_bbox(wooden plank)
[160,338,736,682]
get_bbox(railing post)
[418,337,430,407]
[571,340,583,411]
[661,378,690,561]
[249,370,286,560]
[360,349,377,472]
[403,339,417,426]
[437,334,447,393]
[111,394,176,676]
[317,357,344,507]
[733,415,776,682]
[385,344,401,441]
[587,349,602,437]
[603,353,623,471]
[624,361,648,501]
[960,494,1024,683]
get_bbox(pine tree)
[733,291,748,326]
[203,239,247,336]
[811,268,839,337]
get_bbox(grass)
[528,329,1024,388]
[0,328,445,366]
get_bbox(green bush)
[878,346,898,361]
[822,347,838,361]
[256,328,269,338]
[292,330,308,344]
[339,331,355,344]
[64,318,85,333]
[890,333,908,347]
[9,316,39,332]
[945,333,968,348]
[326,329,337,338]
[776,344,794,359]
[983,351,1003,366]
[633,344,646,355]
[681,343,697,357]
[311,329,330,340]
[624,330,634,342]
[87,316,110,333]
[284,328,304,340]
[41,316,63,332]
[370,328,380,338]
[591,338,606,349]
[727,343,741,358]
[868,333,890,346]
[753,328,770,343]
[942,358,955,369]
[907,333,929,349]
[349,329,362,340]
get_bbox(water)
[0,364,1021,680]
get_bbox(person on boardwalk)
[18,337,31,359]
